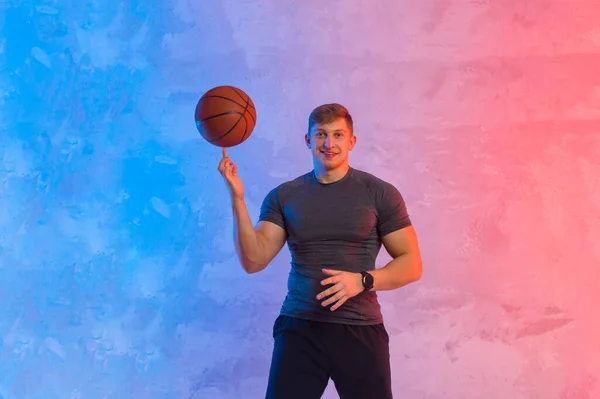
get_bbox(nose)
[324,135,334,148]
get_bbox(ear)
[305,133,311,148]
[349,134,357,151]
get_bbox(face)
[305,117,357,171]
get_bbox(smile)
[321,150,338,158]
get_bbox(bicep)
[255,220,287,265]
[381,225,420,259]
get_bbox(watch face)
[363,272,374,289]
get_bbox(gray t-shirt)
[259,167,412,325]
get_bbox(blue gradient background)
[3,1,600,398]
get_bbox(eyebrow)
[316,129,346,133]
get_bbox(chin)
[322,160,341,170]
[314,154,345,170]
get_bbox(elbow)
[236,246,266,274]
[237,235,269,274]
[400,255,422,284]
[412,268,422,282]
[396,252,422,284]
[243,266,260,274]
[241,259,266,274]
[412,261,423,282]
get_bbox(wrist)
[357,273,365,292]
[230,196,245,210]
[231,196,245,204]
[360,271,374,291]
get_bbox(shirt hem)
[279,310,384,326]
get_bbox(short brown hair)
[308,103,354,135]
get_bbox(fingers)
[317,281,343,301]
[218,148,238,178]
[219,161,235,179]
[320,289,346,308]
[218,157,230,174]
[318,271,362,311]
[321,269,342,286]
[330,296,348,311]
[218,154,235,175]
[320,269,342,285]
[218,147,229,173]
[320,275,340,286]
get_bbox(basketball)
[194,85,257,148]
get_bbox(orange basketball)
[194,85,257,148]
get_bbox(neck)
[313,163,350,184]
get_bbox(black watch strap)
[360,271,374,291]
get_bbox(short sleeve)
[376,183,412,237]
[258,187,286,230]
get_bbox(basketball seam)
[245,106,256,124]
[229,86,256,111]
[200,90,255,125]
[229,87,256,124]
[238,113,249,143]
[215,113,248,147]
[218,92,251,144]
[199,110,240,123]
[200,95,250,112]
[205,111,244,143]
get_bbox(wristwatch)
[360,271,374,291]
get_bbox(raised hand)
[217,147,244,200]
[317,269,364,311]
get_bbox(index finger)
[221,147,228,158]
[320,276,340,286]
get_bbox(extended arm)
[218,148,287,274]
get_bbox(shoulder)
[349,168,400,195]
[351,169,411,229]
[349,168,408,214]
[265,171,312,201]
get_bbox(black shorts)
[265,315,393,399]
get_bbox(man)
[218,103,422,399]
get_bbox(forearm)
[370,252,422,291]
[231,198,265,273]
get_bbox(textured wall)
[2,0,600,398]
